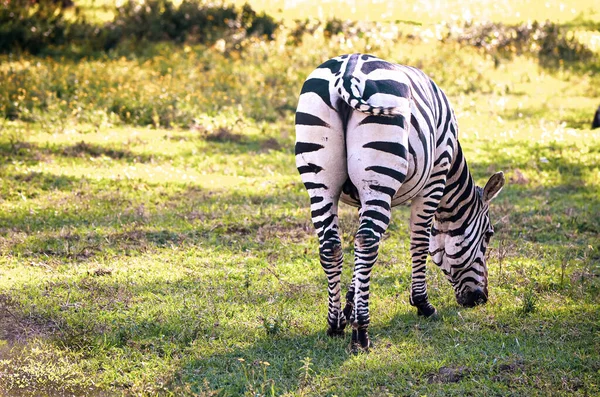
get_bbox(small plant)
[298,356,314,386]
[237,358,275,396]
[262,316,283,336]
[518,289,538,316]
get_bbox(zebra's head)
[429,172,505,308]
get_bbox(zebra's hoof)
[350,327,371,353]
[327,326,346,338]
[416,303,437,318]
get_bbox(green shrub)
[449,20,596,65]
[0,0,279,54]
[0,0,70,54]
[96,0,279,51]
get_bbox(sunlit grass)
[0,1,599,396]
[234,0,600,24]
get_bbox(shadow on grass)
[0,133,289,168]
[1,180,598,396]
[3,270,598,395]
[0,140,155,167]
[465,139,600,245]
[0,174,312,259]
[1,136,598,259]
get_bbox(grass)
[1,1,600,396]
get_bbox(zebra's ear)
[482,172,505,203]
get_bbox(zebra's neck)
[435,141,479,224]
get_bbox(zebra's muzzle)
[457,287,488,307]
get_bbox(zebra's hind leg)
[295,108,348,337]
[349,198,395,352]
[345,116,409,351]
[298,158,348,337]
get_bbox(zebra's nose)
[471,288,487,306]
[458,287,488,307]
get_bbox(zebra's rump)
[297,53,440,208]
[339,146,432,209]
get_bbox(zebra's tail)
[336,74,411,117]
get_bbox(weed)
[518,289,539,316]
[237,358,276,396]
[298,356,314,386]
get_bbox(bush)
[0,0,279,54]
[0,0,70,54]
[448,20,596,66]
[96,0,279,51]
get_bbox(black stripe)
[455,276,480,288]
[369,184,397,198]
[365,199,390,211]
[361,60,398,74]
[410,114,420,133]
[362,210,390,225]
[304,182,328,190]
[310,196,324,204]
[439,92,452,132]
[363,141,407,158]
[300,78,333,109]
[365,166,406,183]
[322,228,337,242]
[298,163,324,174]
[363,79,410,102]
[314,214,336,230]
[318,58,343,74]
[412,94,434,137]
[359,219,386,235]
[295,142,324,155]
[311,202,333,218]
[295,112,330,128]
[358,114,405,127]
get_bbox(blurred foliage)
[0,0,72,54]
[1,0,597,71]
[103,0,278,48]
[449,20,596,66]
[0,0,278,55]
[0,42,301,127]
[0,0,598,128]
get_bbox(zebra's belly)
[339,153,432,208]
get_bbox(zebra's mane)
[436,141,479,226]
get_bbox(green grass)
[1,1,600,396]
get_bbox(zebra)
[295,53,505,351]
[593,105,600,129]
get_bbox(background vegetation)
[0,0,599,396]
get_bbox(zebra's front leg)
[409,196,437,317]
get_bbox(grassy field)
[1,0,600,396]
